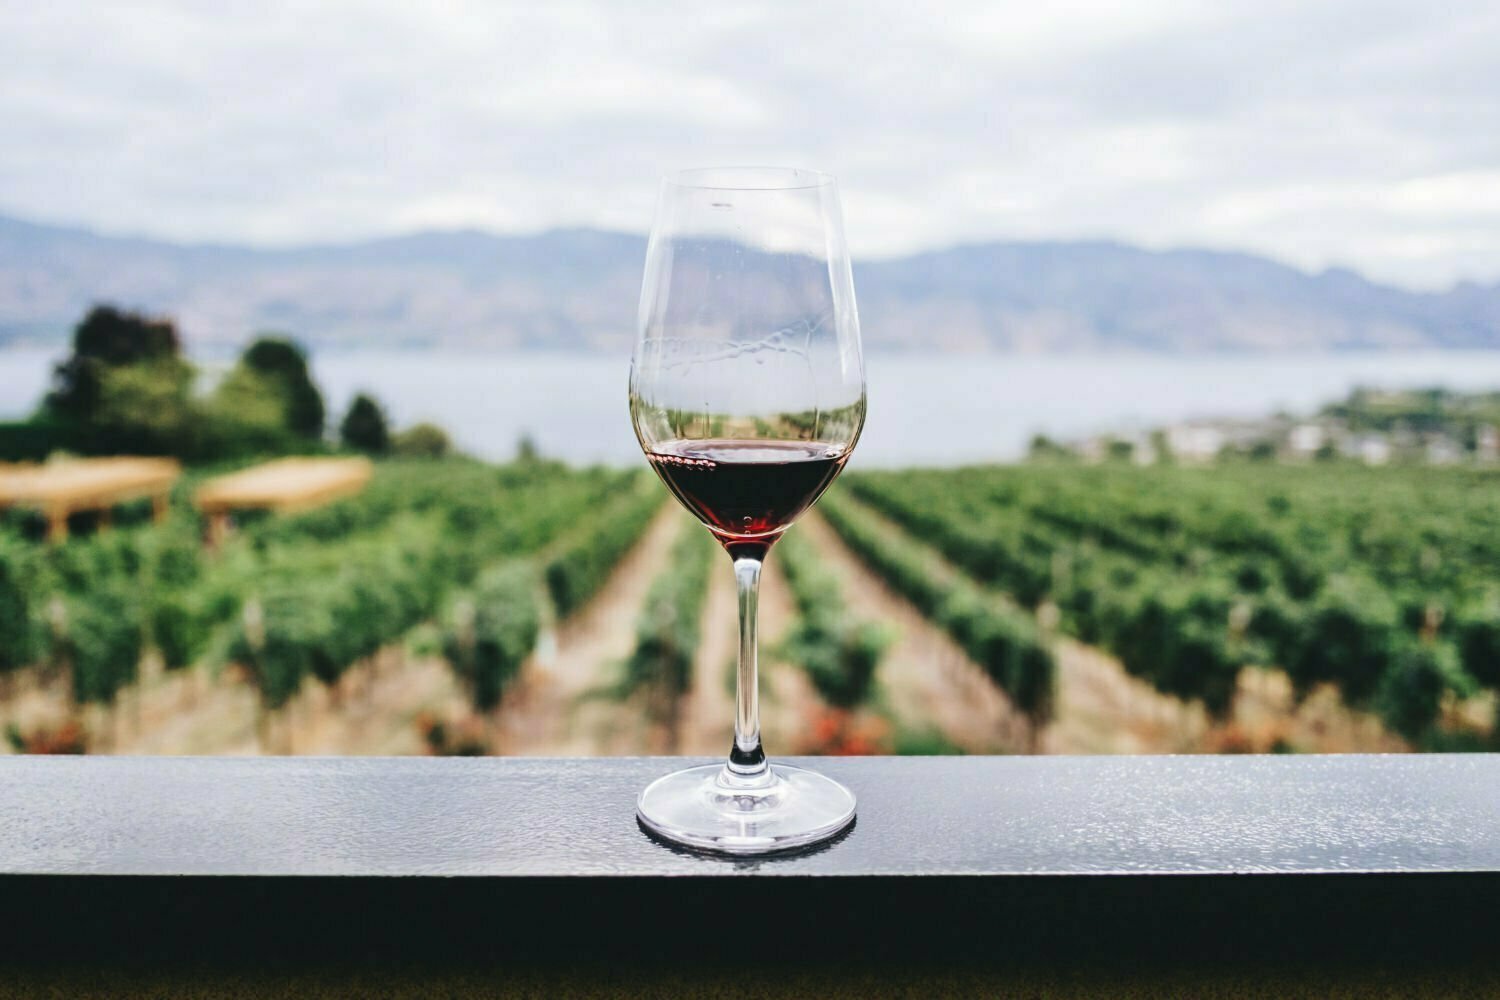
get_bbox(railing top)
[3,754,1497,878]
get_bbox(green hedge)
[0,419,86,462]
[443,562,541,713]
[820,491,1054,722]
[613,518,715,732]
[776,527,891,710]
[544,475,662,618]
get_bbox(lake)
[7,348,1500,467]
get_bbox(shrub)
[443,563,541,712]
[340,393,391,454]
[393,422,453,458]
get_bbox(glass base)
[637,762,856,855]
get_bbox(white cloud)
[1,0,1499,288]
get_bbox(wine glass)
[630,167,866,854]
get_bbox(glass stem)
[724,555,771,787]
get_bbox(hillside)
[2,212,1498,353]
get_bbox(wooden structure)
[195,457,373,544]
[0,457,181,542]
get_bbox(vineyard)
[1,456,1495,757]
[837,463,1500,749]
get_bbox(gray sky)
[3,0,1498,289]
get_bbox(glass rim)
[663,166,835,192]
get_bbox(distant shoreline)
[10,350,1500,468]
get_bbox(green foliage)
[0,418,85,462]
[195,337,327,459]
[1284,576,1399,704]
[545,476,662,618]
[1453,598,1500,689]
[229,592,322,709]
[46,530,138,592]
[938,587,1057,721]
[91,357,197,455]
[27,305,205,457]
[794,617,891,710]
[19,308,333,462]
[340,393,391,454]
[63,588,143,705]
[777,528,892,709]
[1027,434,1073,462]
[842,461,1500,734]
[0,459,635,720]
[223,511,453,705]
[200,366,301,459]
[820,490,1055,722]
[241,336,326,440]
[132,515,212,670]
[0,539,46,672]
[1087,572,1243,716]
[44,305,182,425]
[152,590,213,672]
[443,562,541,712]
[214,463,636,708]
[15,533,150,703]
[1323,386,1500,448]
[392,422,453,458]
[1375,641,1473,741]
[612,521,715,728]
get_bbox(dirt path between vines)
[797,512,1031,753]
[680,557,736,756]
[800,502,1195,753]
[806,501,1408,755]
[1049,639,1407,754]
[499,505,686,755]
[0,644,466,758]
[679,547,813,757]
[0,660,267,757]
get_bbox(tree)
[200,366,298,458]
[240,336,325,440]
[44,305,183,425]
[1150,429,1174,465]
[392,422,453,458]
[94,356,196,454]
[340,393,390,454]
[1249,440,1279,462]
[1028,434,1071,462]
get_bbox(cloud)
[1,0,1498,288]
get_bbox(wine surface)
[646,439,849,550]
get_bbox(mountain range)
[2,212,1498,354]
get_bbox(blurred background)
[3,1,1499,757]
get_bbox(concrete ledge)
[1,755,1497,966]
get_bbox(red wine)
[647,439,849,557]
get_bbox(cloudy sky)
[3,1,1498,288]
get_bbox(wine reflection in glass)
[630,167,866,854]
